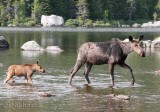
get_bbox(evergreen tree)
[134,0,149,20]
[76,0,89,20]
[88,0,103,20]
[155,0,160,19]
[127,0,136,20]
[40,0,53,15]
[31,0,41,19]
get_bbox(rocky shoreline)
[0,27,160,32]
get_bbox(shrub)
[65,19,79,27]
[83,19,93,27]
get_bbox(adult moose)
[69,35,145,86]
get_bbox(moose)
[4,61,45,84]
[69,35,145,86]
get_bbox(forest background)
[0,0,160,27]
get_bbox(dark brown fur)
[4,61,45,84]
[69,35,145,86]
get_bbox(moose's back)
[78,41,125,65]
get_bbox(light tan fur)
[4,61,45,84]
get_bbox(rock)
[141,21,160,27]
[41,14,64,27]
[105,94,130,101]
[143,40,152,48]
[132,23,141,28]
[21,41,44,51]
[38,92,55,97]
[0,35,9,48]
[114,95,130,100]
[46,46,63,52]
[153,37,160,42]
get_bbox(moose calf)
[4,61,45,84]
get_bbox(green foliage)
[93,20,111,27]
[153,12,158,21]
[83,19,93,27]
[12,18,36,26]
[31,0,41,19]
[76,0,89,20]
[0,0,158,27]
[41,0,53,15]
[155,0,160,10]
[65,19,79,27]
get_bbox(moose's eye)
[135,44,138,47]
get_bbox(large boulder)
[141,21,160,27]
[21,41,44,51]
[41,14,64,27]
[0,35,9,48]
[132,23,141,28]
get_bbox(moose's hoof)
[131,79,135,85]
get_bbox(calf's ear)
[36,60,39,64]
[138,35,144,41]
[129,35,133,42]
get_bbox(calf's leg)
[4,75,13,83]
[83,63,92,84]
[26,76,33,84]
[119,63,135,85]
[4,71,14,83]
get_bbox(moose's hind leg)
[69,60,86,85]
[83,63,92,84]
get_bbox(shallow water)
[0,28,160,112]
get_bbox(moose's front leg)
[108,63,115,86]
[26,74,33,85]
[119,63,135,85]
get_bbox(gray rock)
[132,23,141,28]
[21,41,44,51]
[143,40,152,48]
[0,35,9,48]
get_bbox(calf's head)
[35,61,45,73]
[129,35,145,57]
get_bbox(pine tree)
[76,0,89,20]
[40,0,53,15]
[31,0,41,19]
[155,0,160,19]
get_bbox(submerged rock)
[0,35,9,48]
[106,94,130,101]
[21,41,44,51]
[46,46,63,52]
[38,92,55,97]
[114,95,130,100]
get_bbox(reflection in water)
[21,51,44,58]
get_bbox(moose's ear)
[36,60,39,64]
[138,35,144,41]
[129,35,133,42]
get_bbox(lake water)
[0,27,160,112]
